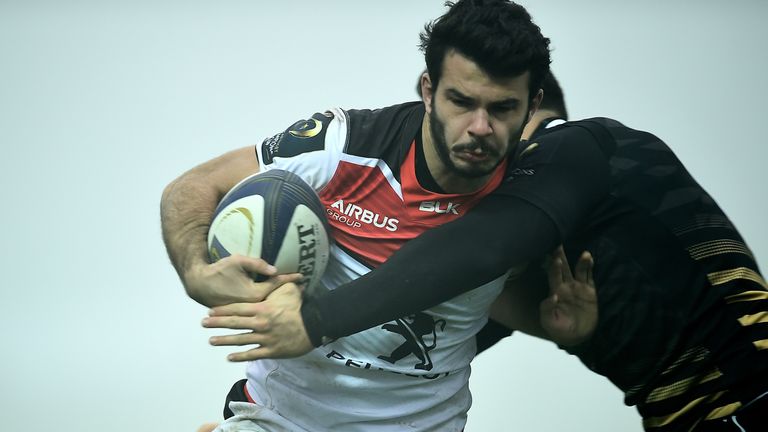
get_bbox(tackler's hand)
[202,282,314,361]
[539,246,598,347]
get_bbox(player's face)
[424,50,540,179]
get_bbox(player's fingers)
[546,256,565,296]
[227,345,272,362]
[250,273,303,301]
[274,281,302,296]
[234,255,278,276]
[196,423,219,432]
[209,331,264,347]
[266,273,304,289]
[552,246,573,283]
[202,315,270,331]
[574,251,593,284]
[208,302,261,317]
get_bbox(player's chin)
[452,158,500,178]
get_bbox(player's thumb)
[574,251,594,284]
[236,255,278,277]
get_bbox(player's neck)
[522,109,564,140]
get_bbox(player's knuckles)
[274,274,296,285]
[240,332,263,344]
[211,256,243,273]
[203,316,228,327]
[229,303,260,315]
[247,289,268,302]
[210,316,239,328]
[249,316,271,331]
[240,348,264,361]
[215,332,258,346]
[213,315,255,328]
[263,277,298,297]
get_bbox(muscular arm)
[161,147,257,275]
[161,146,288,307]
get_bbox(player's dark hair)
[539,72,568,119]
[419,0,551,103]
[417,69,568,121]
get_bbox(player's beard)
[429,102,527,179]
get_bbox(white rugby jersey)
[244,102,508,431]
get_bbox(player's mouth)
[456,150,490,163]
[454,144,495,162]
[452,140,498,163]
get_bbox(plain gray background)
[2,1,766,431]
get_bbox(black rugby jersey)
[303,117,768,431]
[515,118,767,430]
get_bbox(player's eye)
[490,103,518,116]
[450,97,473,109]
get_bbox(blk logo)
[418,201,460,215]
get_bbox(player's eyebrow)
[445,88,520,108]
[445,88,473,102]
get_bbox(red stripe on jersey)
[318,142,507,267]
[243,383,256,403]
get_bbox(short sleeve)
[255,108,349,191]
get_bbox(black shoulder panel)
[260,111,336,166]
[344,102,424,178]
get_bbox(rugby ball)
[207,169,330,292]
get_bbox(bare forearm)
[160,146,260,304]
[161,171,221,299]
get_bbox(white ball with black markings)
[207,169,331,292]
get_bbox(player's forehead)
[439,50,530,103]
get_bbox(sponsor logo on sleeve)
[260,112,334,165]
[260,132,284,165]
[288,118,323,138]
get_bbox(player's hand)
[196,423,219,432]
[202,282,314,360]
[183,254,303,308]
[539,246,598,347]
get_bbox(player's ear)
[527,88,544,123]
[421,72,434,114]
